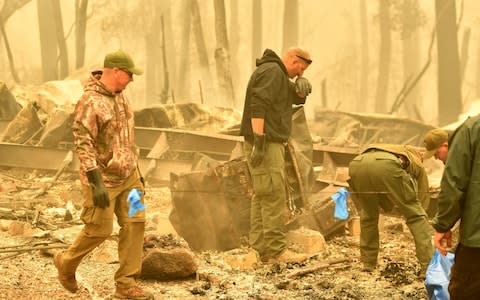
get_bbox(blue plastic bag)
[425,249,455,300]
[127,188,145,217]
[330,187,350,220]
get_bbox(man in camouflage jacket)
[53,50,153,299]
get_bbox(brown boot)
[267,249,310,264]
[54,252,79,293]
[114,285,154,300]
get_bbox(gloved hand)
[331,187,350,220]
[251,133,266,168]
[127,188,145,217]
[295,76,312,97]
[86,169,110,208]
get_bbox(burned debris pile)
[0,80,443,266]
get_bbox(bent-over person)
[348,143,434,276]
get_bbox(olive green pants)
[244,141,287,258]
[348,150,434,267]
[60,170,146,289]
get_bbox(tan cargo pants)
[60,170,146,289]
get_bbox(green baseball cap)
[423,128,448,159]
[104,50,143,75]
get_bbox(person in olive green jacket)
[432,115,480,299]
[348,144,434,275]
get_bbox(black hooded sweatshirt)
[240,49,305,144]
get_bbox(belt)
[364,148,409,169]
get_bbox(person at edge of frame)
[431,115,480,299]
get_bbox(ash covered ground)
[0,167,431,300]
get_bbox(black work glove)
[137,165,145,188]
[251,133,266,168]
[86,169,110,209]
[295,76,312,97]
[137,165,146,195]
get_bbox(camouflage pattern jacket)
[73,71,138,187]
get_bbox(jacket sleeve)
[72,94,100,172]
[432,124,471,233]
[404,146,430,209]
[415,163,430,210]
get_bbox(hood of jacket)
[83,71,116,97]
[255,49,288,75]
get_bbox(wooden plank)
[0,142,192,187]
[135,127,242,160]
[0,143,80,171]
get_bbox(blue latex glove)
[425,249,455,300]
[127,188,145,217]
[331,187,350,220]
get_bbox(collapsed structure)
[0,80,440,252]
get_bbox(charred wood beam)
[312,145,361,169]
[0,143,80,171]
[0,143,192,186]
[0,142,364,173]
[0,132,370,187]
[135,127,242,160]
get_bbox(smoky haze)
[1,0,479,126]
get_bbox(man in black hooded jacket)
[240,47,312,263]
